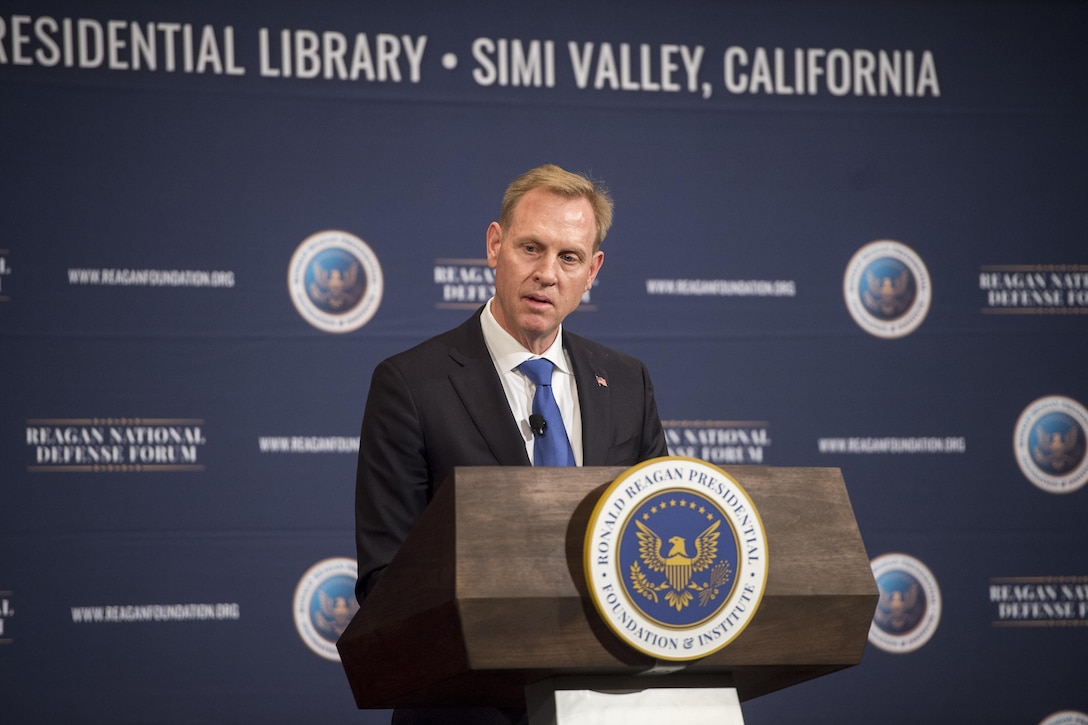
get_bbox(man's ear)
[586,250,605,290]
[485,222,503,268]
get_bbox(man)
[353,164,668,723]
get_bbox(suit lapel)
[446,312,531,466]
[566,334,612,466]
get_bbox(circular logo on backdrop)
[293,557,359,661]
[868,553,941,654]
[1014,396,1088,494]
[585,457,769,662]
[1040,711,1088,725]
[288,230,383,333]
[843,240,931,338]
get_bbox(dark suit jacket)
[355,307,668,600]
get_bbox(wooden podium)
[337,465,878,711]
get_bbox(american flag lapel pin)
[595,375,608,387]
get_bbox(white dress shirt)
[480,298,583,465]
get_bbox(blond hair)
[499,164,614,250]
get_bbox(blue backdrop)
[2,1,1086,723]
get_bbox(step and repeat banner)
[2,1,1085,722]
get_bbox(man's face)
[486,187,605,354]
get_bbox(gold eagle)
[315,590,357,637]
[874,583,921,632]
[310,260,361,309]
[635,518,720,611]
[1033,423,1081,472]
[862,268,911,318]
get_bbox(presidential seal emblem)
[293,557,359,661]
[288,230,383,333]
[843,240,931,339]
[585,457,768,661]
[868,553,941,654]
[1013,395,1088,494]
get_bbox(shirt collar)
[482,298,569,375]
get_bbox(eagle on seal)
[635,518,721,610]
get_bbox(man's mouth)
[524,293,552,307]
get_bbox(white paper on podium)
[527,684,745,725]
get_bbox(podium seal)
[584,457,769,661]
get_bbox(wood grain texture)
[338,465,878,708]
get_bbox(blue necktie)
[518,358,575,466]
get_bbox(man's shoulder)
[380,309,485,371]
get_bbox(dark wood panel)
[339,465,878,708]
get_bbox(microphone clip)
[529,414,547,437]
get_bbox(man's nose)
[533,256,559,283]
